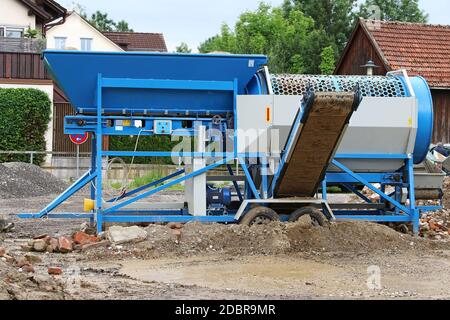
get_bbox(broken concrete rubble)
[107,226,148,244]
[32,239,47,252]
[47,266,62,275]
[57,237,73,253]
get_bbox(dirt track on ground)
[1,191,450,300]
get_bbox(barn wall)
[432,90,450,144]
[335,27,387,76]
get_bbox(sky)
[57,0,450,52]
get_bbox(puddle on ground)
[119,256,353,295]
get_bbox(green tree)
[358,0,428,23]
[176,42,192,53]
[319,46,336,74]
[199,3,324,73]
[116,20,134,32]
[199,24,237,53]
[283,0,357,56]
[89,11,116,32]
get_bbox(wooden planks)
[275,92,357,198]
[0,52,48,79]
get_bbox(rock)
[0,247,5,257]
[73,231,99,245]
[20,244,33,252]
[167,222,183,230]
[32,239,47,252]
[57,237,73,253]
[80,222,96,235]
[33,234,48,240]
[1,222,15,233]
[48,238,59,253]
[22,264,34,273]
[106,226,148,244]
[16,257,29,268]
[25,254,42,264]
[81,240,111,252]
[296,214,313,229]
[48,266,63,275]
[3,254,15,264]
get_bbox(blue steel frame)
[324,154,441,234]
[18,73,441,235]
[18,73,272,233]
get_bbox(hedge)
[0,88,51,165]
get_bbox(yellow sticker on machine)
[408,117,413,127]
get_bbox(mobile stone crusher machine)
[19,51,445,234]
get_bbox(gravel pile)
[0,163,67,199]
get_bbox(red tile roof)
[362,19,450,88]
[103,32,167,52]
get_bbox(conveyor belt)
[274,91,360,198]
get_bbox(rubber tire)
[240,206,280,226]
[289,207,328,227]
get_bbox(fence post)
[30,152,34,164]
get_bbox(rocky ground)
[0,192,449,300]
[0,163,449,300]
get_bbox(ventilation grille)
[271,74,407,97]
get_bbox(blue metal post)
[233,78,238,158]
[408,156,419,235]
[90,133,97,201]
[322,178,327,200]
[96,74,103,234]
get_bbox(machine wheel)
[240,207,280,226]
[289,207,328,227]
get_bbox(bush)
[0,88,51,165]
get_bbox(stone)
[49,238,59,253]
[73,231,100,245]
[22,264,35,273]
[73,231,91,245]
[57,237,73,253]
[168,222,183,230]
[81,240,111,252]
[0,247,5,257]
[25,254,42,264]
[80,222,96,235]
[32,239,47,252]
[48,266,63,275]
[3,254,15,264]
[16,257,29,268]
[33,234,48,240]
[20,244,33,252]
[106,226,148,244]
[296,214,313,229]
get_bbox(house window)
[0,27,4,37]
[80,38,92,51]
[4,27,24,38]
[54,37,67,49]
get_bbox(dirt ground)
[1,191,450,300]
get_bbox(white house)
[0,0,66,38]
[46,11,124,51]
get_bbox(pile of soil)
[85,220,442,260]
[0,163,67,199]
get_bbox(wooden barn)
[335,19,450,144]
